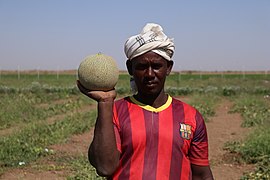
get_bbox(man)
[77,23,214,180]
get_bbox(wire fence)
[0,68,269,82]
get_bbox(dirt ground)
[207,99,254,180]
[1,98,254,180]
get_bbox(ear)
[166,60,174,76]
[126,60,133,76]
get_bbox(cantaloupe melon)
[78,53,119,91]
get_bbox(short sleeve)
[189,111,209,166]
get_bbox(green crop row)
[184,94,219,122]
[0,82,79,94]
[1,84,268,97]
[0,74,78,87]
[229,95,270,127]
[225,127,270,180]
[0,92,87,130]
[225,95,270,179]
[0,110,96,172]
[67,155,105,180]
[166,86,270,96]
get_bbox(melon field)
[0,71,269,179]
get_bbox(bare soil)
[1,98,254,180]
[207,99,254,180]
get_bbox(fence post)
[177,66,181,88]
[17,66,20,80]
[57,67,59,80]
[199,67,202,79]
[242,66,245,79]
[75,68,78,80]
[37,67,40,80]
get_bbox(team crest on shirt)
[179,123,192,140]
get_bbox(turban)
[124,23,175,61]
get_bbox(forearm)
[192,174,214,180]
[89,101,120,176]
[191,164,214,180]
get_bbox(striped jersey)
[110,95,209,180]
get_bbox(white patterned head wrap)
[124,23,175,61]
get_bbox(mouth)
[144,81,157,87]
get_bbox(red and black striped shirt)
[111,95,209,180]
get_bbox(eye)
[135,63,149,70]
[151,63,163,70]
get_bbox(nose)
[145,66,155,79]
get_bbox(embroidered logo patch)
[179,123,192,140]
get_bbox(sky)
[0,0,269,71]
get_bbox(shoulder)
[113,96,134,114]
[171,97,198,115]
[114,96,131,106]
[171,97,204,127]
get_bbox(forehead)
[131,51,166,64]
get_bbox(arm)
[190,111,214,179]
[191,164,214,180]
[77,81,120,177]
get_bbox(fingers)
[76,80,89,96]
[76,80,117,102]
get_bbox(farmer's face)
[127,51,173,96]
